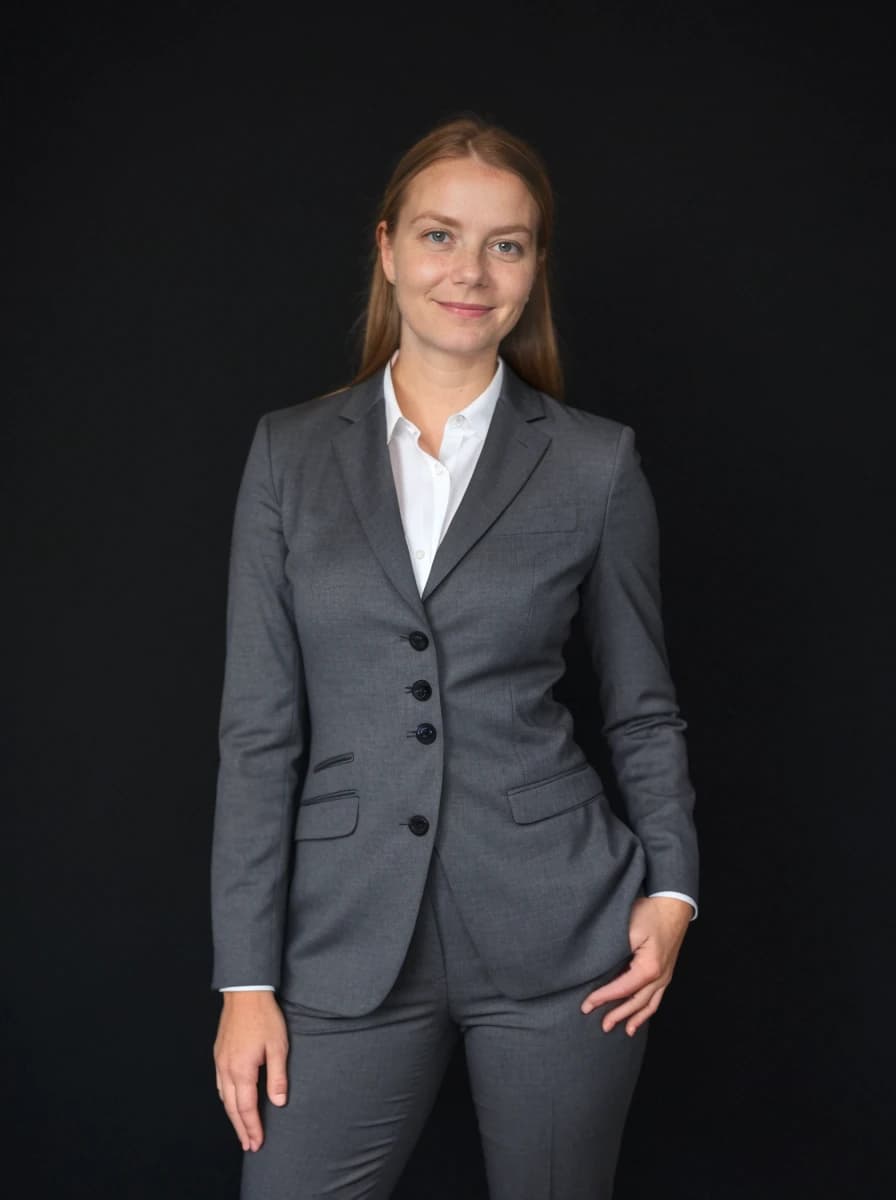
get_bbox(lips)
[436,301,493,316]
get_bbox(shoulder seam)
[586,423,632,576]
[259,412,284,512]
[600,424,632,547]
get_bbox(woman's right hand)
[213,991,290,1152]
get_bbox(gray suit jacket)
[210,362,698,1017]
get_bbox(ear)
[376,220,396,284]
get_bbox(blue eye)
[494,240,522,255]
[424,230,450,244]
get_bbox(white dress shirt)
[221,352,696,992]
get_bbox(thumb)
[266,1046,289,1106]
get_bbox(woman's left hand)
[580,896,692,1036]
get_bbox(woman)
[211,114,698,1200]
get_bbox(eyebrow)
[410,211,534,237]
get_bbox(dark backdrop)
[8,3,893,1197]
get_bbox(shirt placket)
[430,425,456,550]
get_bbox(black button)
[411,679,432,701]
[409,815,430,836]
[415,723,437,745]
[408,631,429,651]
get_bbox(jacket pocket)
[490,502,578,536]
[507,763,603,824]
[294,790,359,840]
[312,752,355,773]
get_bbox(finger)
[581,958,659,1012]
[601,982,660,1033]
[235,1079,265,1150]
[266,1045,289,1107]
[221,1079,251,1152]
[624,985,666,1037]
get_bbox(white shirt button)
[433,463,444,475]
[414,548,425,559]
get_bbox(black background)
[7,2,893,1196]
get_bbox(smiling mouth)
[436,301,494,316]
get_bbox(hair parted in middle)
[352,112,563,401]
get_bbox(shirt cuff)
[647,891,698,921]
[219,985,276,992]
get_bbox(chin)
[435,338,498,360]
[426,324,501,355]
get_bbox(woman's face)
[378,156,541,364]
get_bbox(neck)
[390,344,498,427]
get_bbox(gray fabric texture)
[210,362,698,1015]
[240,846,647,1200]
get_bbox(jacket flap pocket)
[507,764,603,824]
[294,791,359,840]
[492,503,578,536]
[312,752,355,774]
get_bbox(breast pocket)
[507,763,604,824]
[294,790,359,840]
[490,502,578,536]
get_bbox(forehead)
[400,157,538,226]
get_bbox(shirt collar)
[383,349,504,445]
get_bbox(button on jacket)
[211,359,699,1016]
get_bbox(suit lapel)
[332,371,427,619]
[422,367,551,601]
[331,362,553,612]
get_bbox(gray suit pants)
[241,848,648,1199]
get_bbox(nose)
[451,246,487,287]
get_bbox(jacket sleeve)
[210,413,308,990]
[579,423,699,902]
